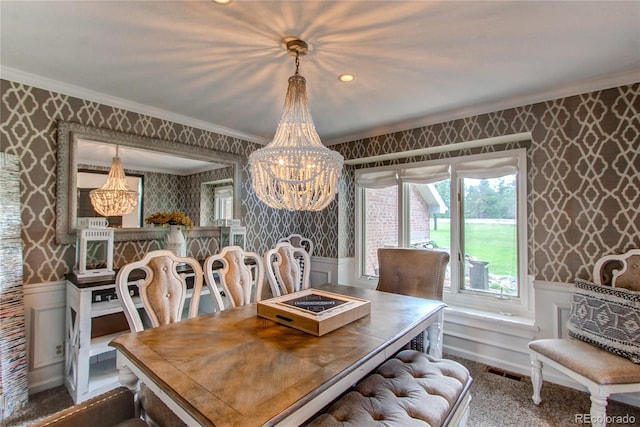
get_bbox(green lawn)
[429,221,517,277]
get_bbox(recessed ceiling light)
[212,0,233,5]
[338,73,355,83]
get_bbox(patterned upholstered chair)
[204,245,265,307]
[264,241,311,297]
[528,249,640,427]
[377,247,450,354]
[278,233,314,257]
[115,250,206,427]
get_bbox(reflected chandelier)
[89,146,138,217]
[249,38,344,211]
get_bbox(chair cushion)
[307,350,471,426]
[567,279,640,363]
[528,338,640,385]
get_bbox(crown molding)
[3,66,637,148]
[323,69,640,146]
[0,66,268,145]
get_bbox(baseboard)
[28,372,64,395]
[443,343,640,408]
[443,344,531,378]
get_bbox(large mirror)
[56,121,243,244]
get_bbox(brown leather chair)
[30,387,147,427]
[376,247,450,353]
[376,247,450,300]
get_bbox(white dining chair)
[204,246,265,307]
[115,250,205,332]
[264,242,311,297]
[278,233,314,257]
[115,249,204,426]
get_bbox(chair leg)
[588,391,609,427]
[410,331,425,353]
[426,310,444,358]
[530,355,543,405]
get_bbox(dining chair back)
[278,233,314,257]
[376,247,450,354]
[115,250,203,427]
[376,247,450,300]
[115,249,204,333]
[592,248,640,290]
[204,246,264,308]
[264,241,311,297]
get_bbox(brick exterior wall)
[363,184,432,276]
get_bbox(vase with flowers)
[145,211,194,257]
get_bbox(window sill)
[444,305,537,332]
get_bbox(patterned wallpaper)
[0,79,296,284]
[330,83,640,283]
[0,79,638,284]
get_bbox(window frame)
[354,148,531,315]
[214,185,234,220]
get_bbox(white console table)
[64,276,135,403]
[64,267,213,404]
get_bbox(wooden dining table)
[110,283,446,427]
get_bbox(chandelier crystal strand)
[249,39,343,211]
[89,153,138,217]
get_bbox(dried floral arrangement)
[145,211,194,231]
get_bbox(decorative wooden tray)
[257,289,371,336]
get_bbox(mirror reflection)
[56,121,243,244]
[77,140,231,228]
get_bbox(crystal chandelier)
[249,39,344,211]
[89,146,138,217]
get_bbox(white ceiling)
[77,139,227,175]
[2,1,639,146]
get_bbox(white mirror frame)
[56,120,243,244]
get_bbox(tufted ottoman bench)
[306,350,472,427]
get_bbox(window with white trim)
[355,148,530,315]
[214,185,234,219]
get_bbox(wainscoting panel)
[23,281,66,394]
[309,257,338,286]
[30,303,66,370]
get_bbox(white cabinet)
[64,279,139,404]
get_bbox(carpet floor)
[4,355,640,426]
